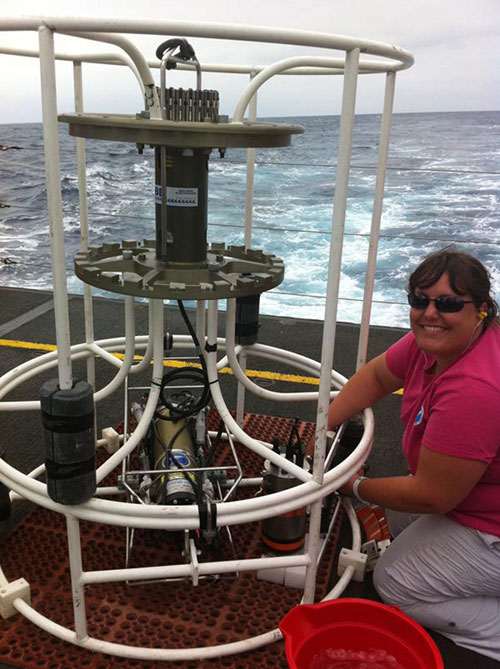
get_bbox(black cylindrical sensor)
[40,379,96,505]
[332,417,365,468]
[154,147,209,265]
[0,482,11,522]
[0,449,11,522]
[235,294,261,345]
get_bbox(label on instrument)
[166,186,198,207]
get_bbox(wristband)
[352,476,368,504]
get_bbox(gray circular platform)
[75,241,284,299]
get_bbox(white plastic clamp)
[0,578,31,619]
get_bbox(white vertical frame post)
[304,48,360,604]
[356,71,396,370]
[66,515,87,641]
[235,352,247,426]
[196,300,206,344]
[73,60,96,387]
[38,25,73,390]
[237,75,258,425]
[243,73,258,249]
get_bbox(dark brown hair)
[408,248,499,324]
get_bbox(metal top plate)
[58,113,304,148]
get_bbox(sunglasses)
[407,293,475,313]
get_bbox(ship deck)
[0,286,497,668]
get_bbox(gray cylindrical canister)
[40,379,96,505]
[261,460,307,555]
[154,147,209,265]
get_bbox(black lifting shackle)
[156,38,202,90]
[155,37,196,65]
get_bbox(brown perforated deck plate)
[0,413,342,668]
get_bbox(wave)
[0,111,498,327]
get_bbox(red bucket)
[279,598,443,669]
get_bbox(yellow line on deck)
[0,337,319,386]
[0,337,404,394]
[0,338,57,352]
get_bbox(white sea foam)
[0,113,498,327]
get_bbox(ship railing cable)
[0,153,498,309]
[1,151,500,176]
[0,200,499,248]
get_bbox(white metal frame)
[0,17,412,661]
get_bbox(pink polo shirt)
[386,326,500,537]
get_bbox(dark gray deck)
[0,286,497,668]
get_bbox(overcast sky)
[0,0,499,123]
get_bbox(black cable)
[156,369,210,421]
[177,300,207,373]
[155,300,211,421]
[204,419,225,467]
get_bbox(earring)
[478,311,488,320]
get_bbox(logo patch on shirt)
[414,405,424,426]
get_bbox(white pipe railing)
[0,406,372,527]
[81,553,310,585]
[38,25,73,390]
[235,72,259,423]
[0,44,403,78]
[60,31,160,116]
[0,17,414,70]
[92,296,136,402]
[233,55,362,122]
[0,46,145,86]
[311,48,360,485]
[95,300,164,483]
[66,515,87,641]
[10,496,359,664]
[73,60,96,388]
[356,71,397,369]
[304,47,360,605]
[225,299,335,402]
[0,17,410,661]
[128,299,155,374]
[243,74,258,243]
[0,335,233,403]
[206,301,313,483]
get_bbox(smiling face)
[410,272,485,372]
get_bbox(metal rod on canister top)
[38,26,73,390]
[73,60,95,389]
[160,57,167,118]
[160,146,168,258]
[356,71,396,370]
[305,48,360,605]
[157,54,169,261]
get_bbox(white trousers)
[373,511,500,661]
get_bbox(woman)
[332,249,500,660]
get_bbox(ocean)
[0,111,499,327]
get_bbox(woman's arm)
[341,446,488,514]
[327,352,403,430]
